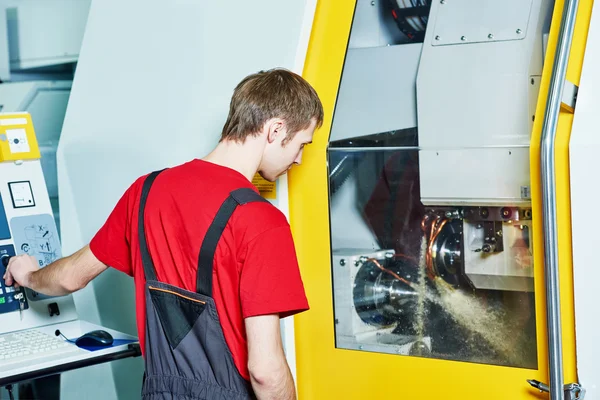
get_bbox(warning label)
[252,173,276,200]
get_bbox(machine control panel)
[10,214,61,302]
[0,112,78,333]
[0,244,29,314]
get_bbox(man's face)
[258,119,316,182]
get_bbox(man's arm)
[246,314,296,400]
[3,245,108,296]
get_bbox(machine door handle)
[527,380,585,399]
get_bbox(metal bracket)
[527,379,586,399]
[560,79,579,113]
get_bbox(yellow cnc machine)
[290,0,595,398]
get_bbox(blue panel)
[0,194,10,240]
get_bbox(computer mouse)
[75,330,114,347]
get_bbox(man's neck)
[203,137,264,181]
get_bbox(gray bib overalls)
[139,170,265,399]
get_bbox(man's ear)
[266,118,285,144]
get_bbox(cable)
[421,214,447,280]
[399,0,421,31]
[393,253,418,263]
[405,0,426,31]
[368,258,414,288]
[389,0,430,42]
[418,0,428,27]
[5,385,14,400]
[55,329,77,344]
[429,219,447,278]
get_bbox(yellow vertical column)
[290,1,355,398]
[529,0,594,387]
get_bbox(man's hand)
[1,245,107,296]
[3,255,39,288]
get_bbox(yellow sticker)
[0,113,41,162]
[252,173,276,199]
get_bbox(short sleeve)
[240,225,309,319]
[89,185,135,276]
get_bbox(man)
[4,68,323,400]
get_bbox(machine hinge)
[560,79,579,113]
[527,379,586,399]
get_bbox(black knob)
[1,255,10,268]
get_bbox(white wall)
[0,0,90,79]
[57,0,315,398]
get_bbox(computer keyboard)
[0,329,82,368]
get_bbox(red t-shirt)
[89,159,309,380]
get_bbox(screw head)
[516,29,522,34]
[488,33,494,39]
[339,259,346,266]
[435,35,440,40]
[461,36,467,41]
[440,0,445,3]
[371,0,375,5]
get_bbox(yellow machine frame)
[289,0,594,398]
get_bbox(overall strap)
[138,169,166,282]
[196,188,268,296]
